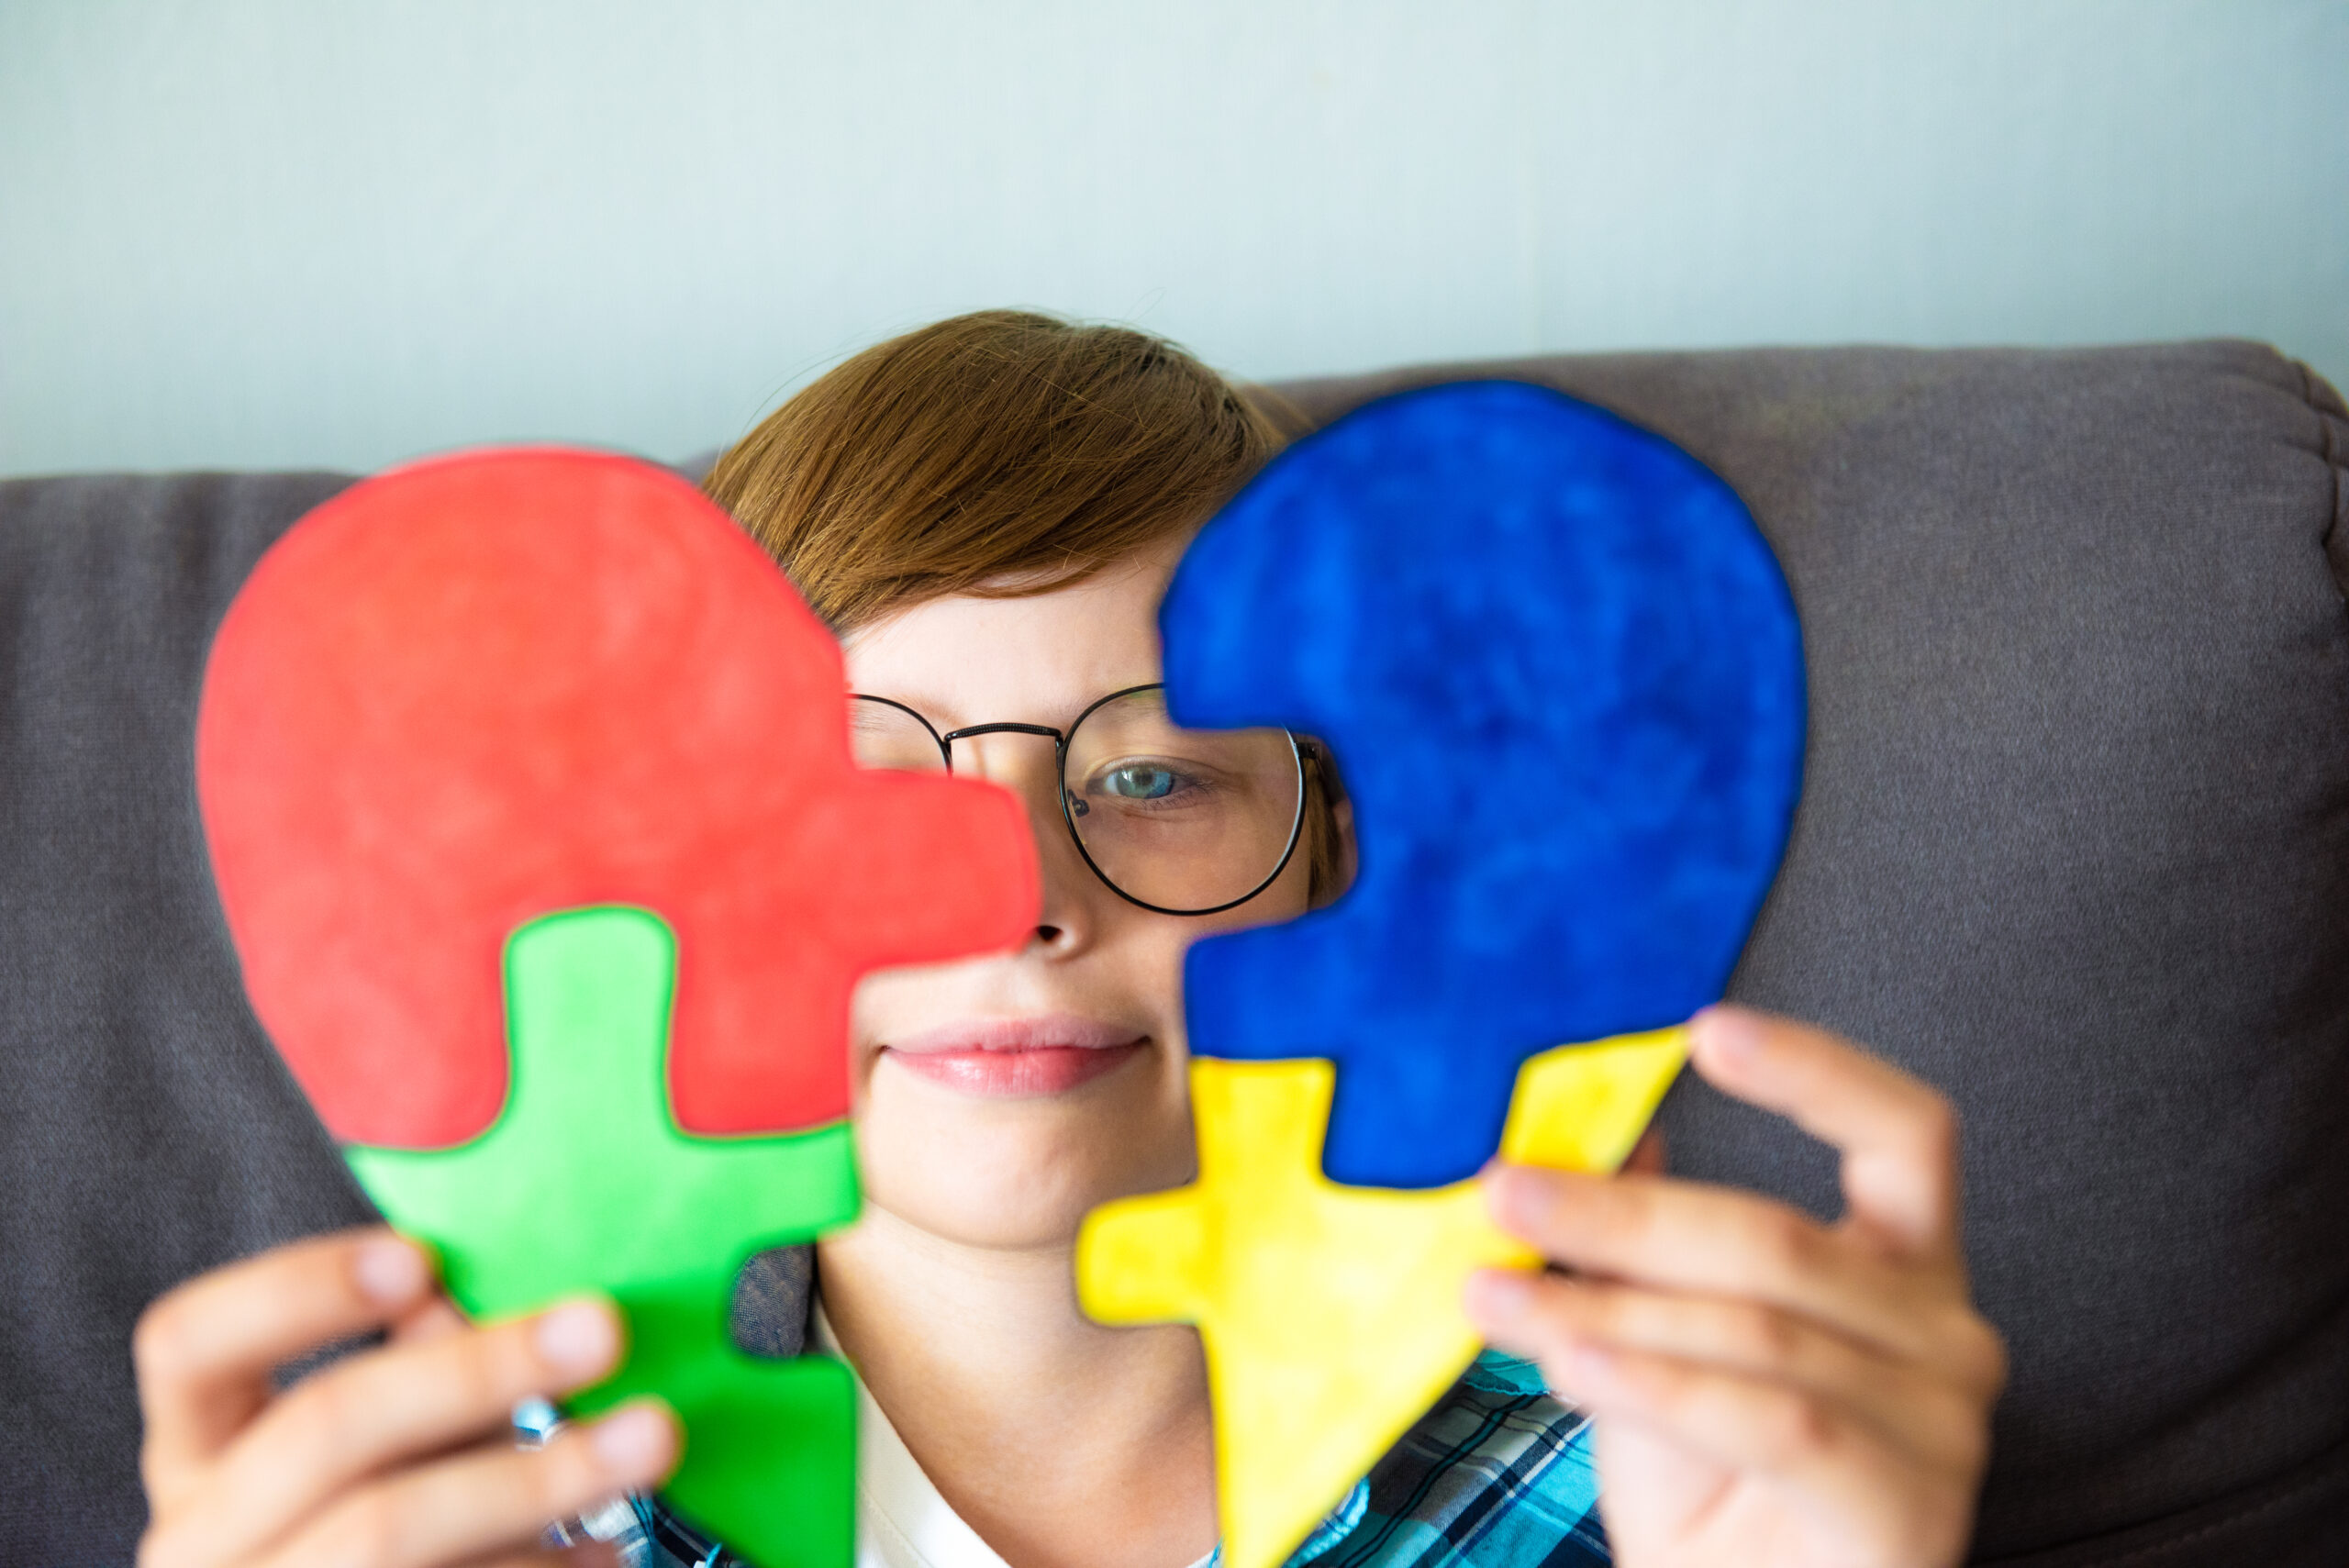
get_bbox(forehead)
[840,539,1183,730]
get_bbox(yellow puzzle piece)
[1075,1029,1687,1568]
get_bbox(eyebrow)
[846,681,1163,737]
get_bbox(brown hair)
[704,309,1283,631]
[703,308,1348,900]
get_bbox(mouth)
[881,1014,1149,1098]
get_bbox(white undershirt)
[810,1304,1216,1568]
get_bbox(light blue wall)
[3,0,2342,475]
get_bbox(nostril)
[1034,923,1064,944]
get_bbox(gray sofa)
[3,341,2343,1564]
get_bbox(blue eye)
[1104,763,1180,800]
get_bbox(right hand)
[135,1227,679,1568]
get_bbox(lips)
[883,1014,1148,1097]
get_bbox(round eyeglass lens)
[848,696,948,773]
[1063,687,1304,913]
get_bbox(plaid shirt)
[571,1350,1610,1568]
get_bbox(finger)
[1483,1164,1951,1362]
[1464,1269,1993,1470]
[1547,1341,1979,1551]
[390,1296,469,1347]
[1690,1006,1962,1259]
[138,1229,435,1493]
[186,1296,627,1567]
[254,1402,677,1568]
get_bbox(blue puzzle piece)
[1163,382,1805,1188]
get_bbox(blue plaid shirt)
[572,1350,1610,1568]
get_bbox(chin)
[862,1156,1155,1251]
[869,1184,1107,1252]
[852,1091,1196,1251]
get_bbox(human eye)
[1089,757,1214,808]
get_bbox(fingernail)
[1483,1165,1543,1232]
[1463,1269,1535,1328]
[353,1236,428,1305]
[536,1297,620,1377]
[1696,1006,1761,1065]
[590,1403,675,1476]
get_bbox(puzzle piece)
[349,906,855,1568]
[1162,382,1804,1186]
[1076,1030,1686,1568]
[196,448,1037,1147]
[197,450,1044,1566]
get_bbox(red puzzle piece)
[197,449,1039,1147]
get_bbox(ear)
[1306,740,1359,910]
[1327,794,1358,900]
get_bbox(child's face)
[839,537,1313,1251]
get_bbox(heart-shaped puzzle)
[196,449,1039,1567]
[1078,381,1806,1568]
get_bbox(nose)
[949,732,1097,954]
[1020,793,1094,954]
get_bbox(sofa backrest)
[2,341,2343,1564]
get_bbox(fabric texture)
[619,1340,1607,1568]
[0,472,378,1536]
[2,341,2344,1564]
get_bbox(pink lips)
[883,1014,1147,1097]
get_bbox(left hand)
[1464,1005,2006,1568]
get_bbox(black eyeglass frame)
[848,681,1313,917]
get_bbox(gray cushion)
[3,341,2343,1563]
[0,472,377,1538]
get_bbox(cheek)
[1139,857,1314,1056]
[1202,845,1317,938]
[843,958,967,1088]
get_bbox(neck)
[818,1205,1219,1568]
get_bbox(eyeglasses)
[848,683,1310,917]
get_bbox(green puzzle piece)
[346,906,857,1568]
